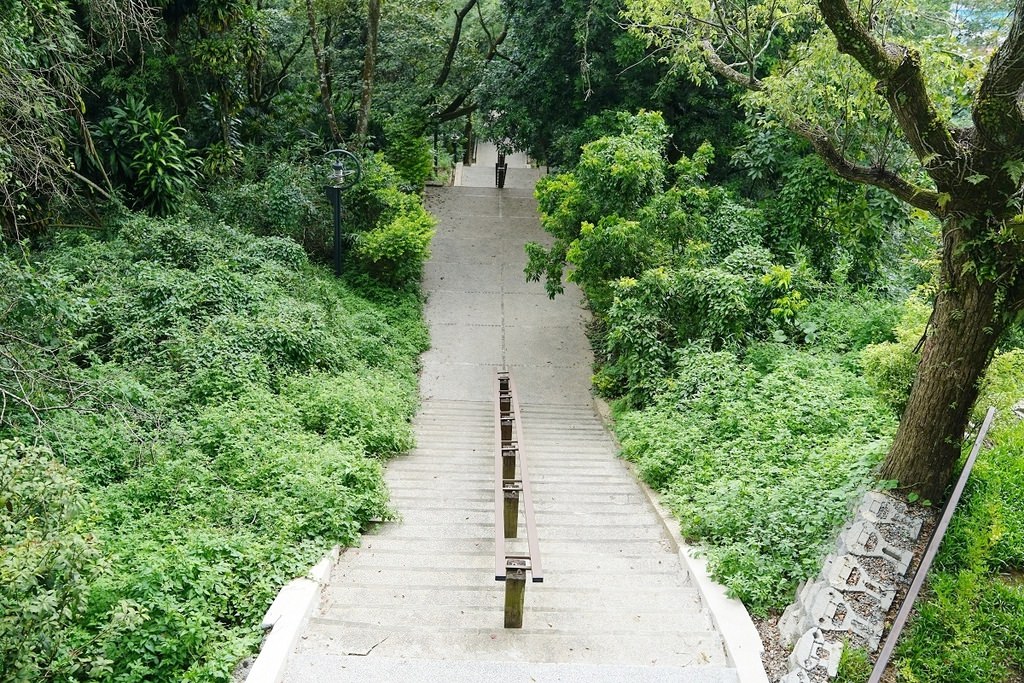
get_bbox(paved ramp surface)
[281,157,738,682]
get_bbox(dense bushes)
[616,345,894,613]
[208,150,435,285]
[530,110,925,615]
[93,97,201,216]
[532,109,1023,682]
[0,209,427,681]
[0,441,104,682]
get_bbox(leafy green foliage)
[794,290,901,352]
[0,207,427,681]
[353,200,436,287]
[860,297,932,414]
[0,0,95,237]
[209,151,434,285]
[1,440,105,682]
[526,112,669,299]
[211,158,325,258]
[382,115,434,193]
[94,97,200,216]
[615,345,894,613]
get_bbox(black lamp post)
[323,148,362,277]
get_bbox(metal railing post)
[493,370,543,629]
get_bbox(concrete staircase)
[277,171,743,682]
[284,399,737,682]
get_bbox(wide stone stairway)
[279,153,743,682]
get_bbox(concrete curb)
[594,399,769,683]
[453,161,464,187]
[244,546,342,683]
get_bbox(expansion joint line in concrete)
[500,262,507,367]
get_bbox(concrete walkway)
[458,141,539,189]
[279,158,743,682]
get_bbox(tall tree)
[626,0,1024,500]
[477,0,742,165]
[355,0,380,141]
[306,0,344,143]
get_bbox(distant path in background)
[457,140,538,189]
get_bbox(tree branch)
[305,0,342,144]
[426,25,506,127]
[818,0,963,182]
[435,104,478,123]
[974,4,1024,152]
[422,0,479,106]
[789,120,942,213]
[701,40,763,90]
[433,92,470,121]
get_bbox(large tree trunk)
[164,18,190,118]
[305,0,342,145]
[355,0,380,143]
[880,217,1008,501]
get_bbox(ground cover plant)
[615,345,896,613]
[0,201,429,681]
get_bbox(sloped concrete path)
[280,163,742,681]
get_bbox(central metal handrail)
[493,370,542,628]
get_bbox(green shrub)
[860,296,930,413]
[1,440,104,682]
[353,202,436,286]
[344,153,417,234]
[566,216,661,314]
[2,202,427,681]
[615,345,894,613]
[796,290,901,352]
[601,245,777,402]
[526,112,670,298]
[93,96,200,216]
[211,160,326,258]
[382,116,434,193]
[284,369,418,457]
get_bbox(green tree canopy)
[624,0,1024,499]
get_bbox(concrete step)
[397,507,662,527]
[311,602,711,633]
[361,521,667,542]
[321,583,705,611]
[295,625,728,667]
[283,654,740,683]
[329,565,691,589]
[386,497,651,513]
[348,536,674,560]
[332,547,684,574]
[387,490,651,507]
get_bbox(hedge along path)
[278,146,746,682]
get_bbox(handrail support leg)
[503,485,521,538]
[504,567,526,628]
